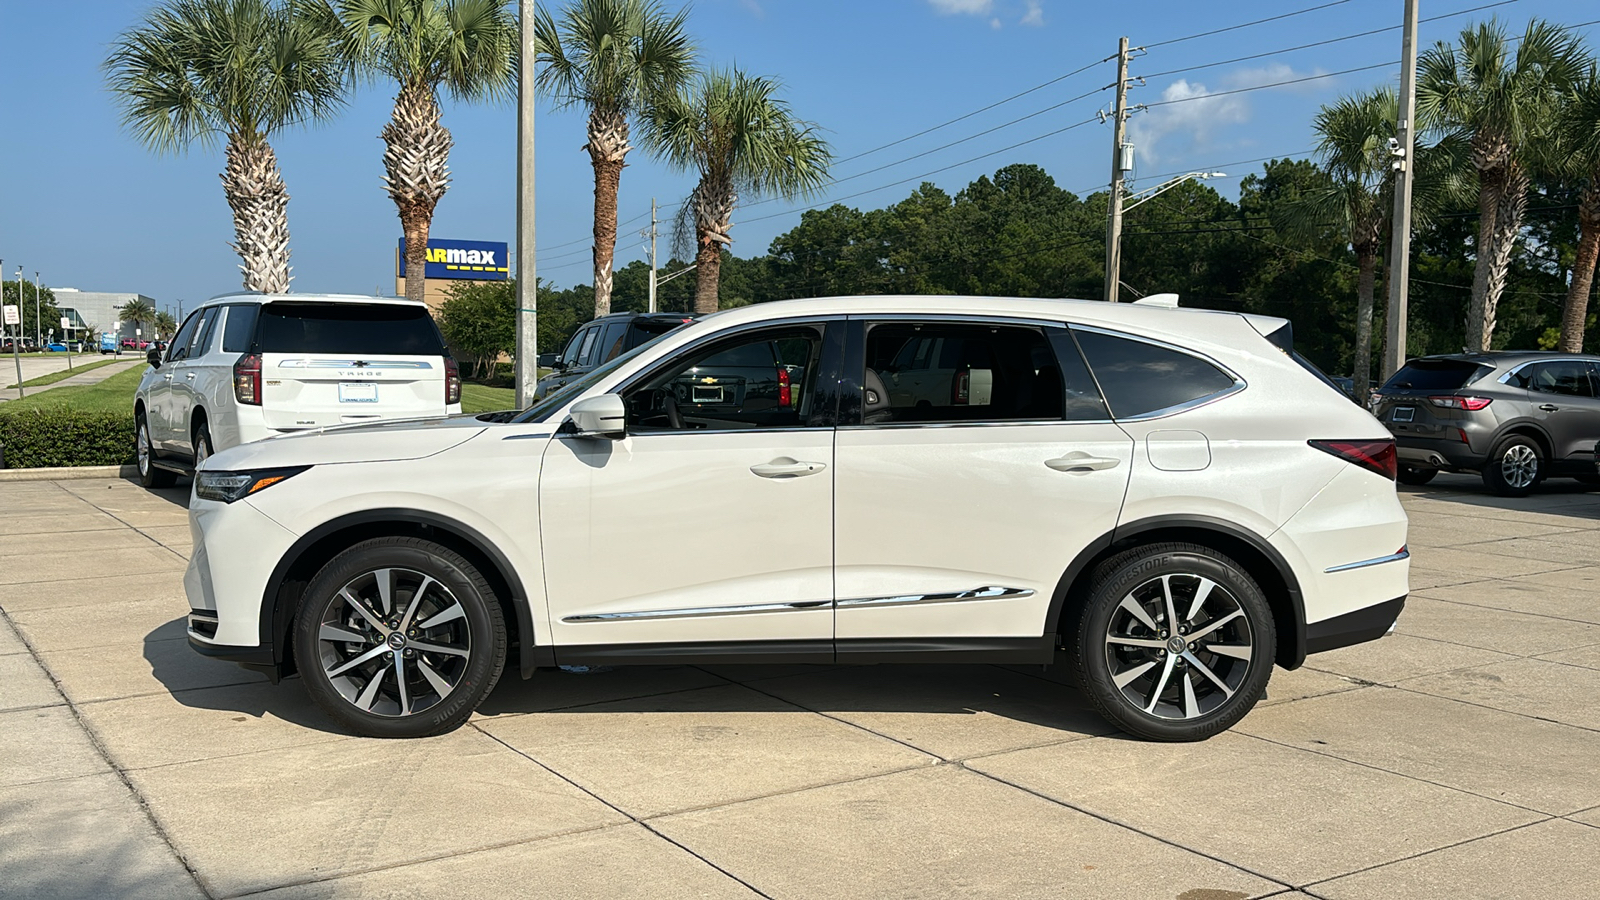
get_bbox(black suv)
[1371,352,1600,496]
[535,312,696,397]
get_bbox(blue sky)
[1,0,1596,311]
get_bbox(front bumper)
[185,495,300,674]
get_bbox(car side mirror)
[147,347,162,369]
[567,394,627,440]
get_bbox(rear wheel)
[1070,543,1275,742]
[1397,466,1437,486]
[294,537,506,738]
[135,413,176,488]
[1482,435,1543,497]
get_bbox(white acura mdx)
[185,295,1408,741]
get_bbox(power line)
[1145,0,1354,49]
[1144,60,1400,109]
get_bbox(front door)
[540,322,840,655]
[834,319,1133,647]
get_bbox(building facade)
[51,289,161,343]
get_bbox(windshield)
[513,342,652,423]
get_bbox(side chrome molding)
[1324,547,1410,574]
[562,585,1034,624]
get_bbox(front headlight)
[194,467,310,503]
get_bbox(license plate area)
[339,382,379,403]
[691,385,725,404]
[1390,407,1414,422]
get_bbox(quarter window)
[625,326,824,431]
[1074,329,1237,419]
[222,304,259,353]
[862,322,1074,424]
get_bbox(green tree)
[1418,18,1588,350]
[437,278,515,377]
[643,68,832,313]
[536,0,695,318]
[1,282,63,346]
[153,309,179,339]
[334,0,518,305]
[118,298,158,342]
[1553,66,1600,352]
[105,0,345,293]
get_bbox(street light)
[33,271,40,348]
[1105,172,1225,301]
[1121,171,1228,213]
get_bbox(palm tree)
[153,310,180,339]
[644,68,832,314]
[1554,67,1600,353]
[536,0,695,317]
[106,0,345,293]
[1417,18,1588,351]
[334,0,518,305]
[119,299,158,345]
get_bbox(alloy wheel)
[1103,573,1254,721]
[316,567,473,718]
[137,424,151,474]
[1500,444,1538,489]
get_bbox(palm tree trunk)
[221,133,292,294]
[1560,181,1600,353]
[383,83,452,305]
[1468,162,1529,352]
[692,177,736,315]
[1353,245,1377,394]
[587,108,631,318]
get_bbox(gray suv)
[1371,352,1600,496]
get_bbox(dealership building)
[50,289,160,343]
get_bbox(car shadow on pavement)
[1399,473,1600,520]
[143,620,348,734]
[138,482,192,508]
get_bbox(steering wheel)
[663,391,684,430]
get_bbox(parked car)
[44,342,68,352]
[99,334,119,354]
[134,292,461,488]
[535,312,697,398]
[122,338,153,350]
[1370,352,1600,496]
[186,295,1408,742]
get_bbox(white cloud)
[928,0,994,14]
[990,17,1002,29]
[1125,78,1249,170]
[1020,0,1044,26]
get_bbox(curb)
[0,464,139,482]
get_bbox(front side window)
[575,326,601,367]
[167,310,204,362]
[1074,329,1238,419]
[625,326,824,431]
[1525,361,1596,398]
[558,326,589,368]
[862,322,1070,424]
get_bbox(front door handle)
[1046,454,1121,473]
[163,373,173,382]
[1539,403,1559,412]
[185,372,197,380]
[750,458,827,479]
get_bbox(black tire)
[294,537,506,738]
[1069,542,1275,742]
[135,412,177,489]
[1574,475,1600,489]
[1482,434,1543,497]
[1397,466,1437,486]
[192,420,214,471]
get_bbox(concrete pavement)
[1,355,143,402]
[2,474,1599,898]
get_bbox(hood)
[205,414,489,471]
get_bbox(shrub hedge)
[0,407,135,468]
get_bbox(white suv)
[134,293,461,487]
[184,296,1408,741]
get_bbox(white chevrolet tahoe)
[134,293,461,487]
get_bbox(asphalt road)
[2,473,1599,899]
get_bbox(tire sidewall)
[294,539,505,738]
[1075,546,1276,742]
[1484,435,1542,497]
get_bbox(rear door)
[255,302,448,431]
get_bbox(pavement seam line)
[1409,591,1600,627]
[1294,815,1557,891]
[48,478,193,565]
[1389,681,1600,735]
[469,721,776,899]
[0,604,215,900]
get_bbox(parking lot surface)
[3,473,1599,899]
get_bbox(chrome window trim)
[563,599,830,623]
[1324,548,1410,574]
[1068,323,1247,421]
[836,585,1035,609]
[613,426,836,438]
[837,419,1115,431]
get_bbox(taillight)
[953,369,970,405]
[444,357,462,405]
[1310,439,1398,481]
[1429,395,1491,411]
[233,354,262,405]
[777,367,791,407]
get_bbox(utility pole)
[1383,0,1420,382]
[1104,37,1132,303]
[514,0,538,408]
[647,198,659,314]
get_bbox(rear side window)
[222,304,259,352]
[1074,329,1237,419]
[863,322,1069,423]
[1384,359,1491,391]
[255,304,445,355]
[1523,361,1597,397]
[598,321,629,363]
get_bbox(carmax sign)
[397,238,510,281]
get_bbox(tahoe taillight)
[777,367,791,407]
[1310,439,1398,481]
[1428,395,1492,411]
[444,357,462,405]
[952,369,971,405]
[233,354,262,405]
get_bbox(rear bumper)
[1393,435,1482,470]
[1305,596,1406,655]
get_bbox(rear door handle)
[751,458,827,479]
[1539,404,1559,412]
[1046,454,1121,472]
[162,373,173,381]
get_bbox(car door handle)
[1539,404,1559,412]
[185,372,197,380]
[750,458,827,478]
[1045,454,1121,473]
[162,373,172,381]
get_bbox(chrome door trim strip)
[835,585,1035,609]
[1325,548,1410,573]
[562,599,831,623]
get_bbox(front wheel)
[1069,543,1276,742]
[1482,435,1543,497]
[294,537,506,738]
